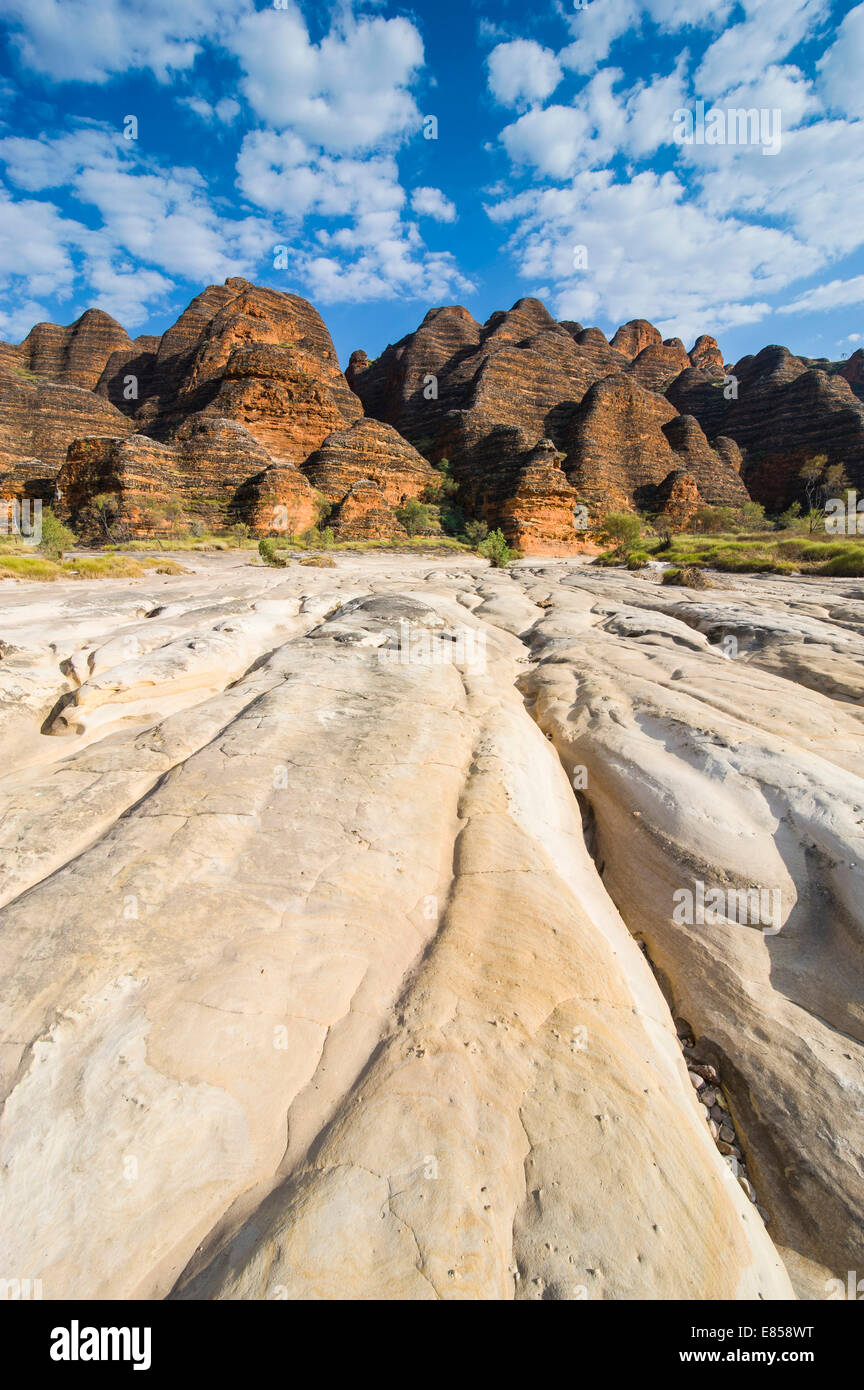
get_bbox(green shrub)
[819,551,864,577]
[258,537,287,567]
[439,503,466,536]
[599,511,641,552]
[463,519,489,545]
[477,528,514,567]
[38,508,76,560]
[395,498,431,536]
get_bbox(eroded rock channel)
[1,552,861,1300]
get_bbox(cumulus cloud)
[180,96,241,125]
[227,5,424,154]
[410,186,457,222]
[235,132,469,302]
[487,168,808,342]
[817,2,864,119]
[695,0,830,98]
[487,40,563,108]
[560,0,731,76]
[0,127,274,322]
[0,0,242,83]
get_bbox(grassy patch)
[602,530,864,578]
[0,554,188,581]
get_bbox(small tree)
[395,498,431,536]
[599,511,641,553]
[464,518,489,545]
[424,458,459,503]
[259,537,288,567]
[477,528,514,567]
[38,508,76,560]
[800,456,829,532]
[776,500,803,531]
[738,500,766,531]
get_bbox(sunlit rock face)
[2,550,862,1300]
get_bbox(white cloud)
[695,0,830,98]
[560,0,731,76]
[487,168,809,342]
[0,0,241,83]
[487,40,563,108]
[501,105,598,179]
[410,186,457,222]
[296,246,473,306]
[685,118,864,259]
[235,131,469,303]
[778,276,864,314]
[227,5,424,154]
[498,63,689,178]
[717,65,819,129]
[817,2,864,118]
[180,96,241,124]
[236,131,404,221]
[0,127,274,324]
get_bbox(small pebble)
[715,1091,729,1110]
[707,1119,719,1140]
[701,1087,717,1108]
[738,1175,757,1202]
[710,1105,723,1123]
[718,1140,734,1156]
[691,1063,719,1084]
[688,1070,705,1090]
[719,1124,735,1143]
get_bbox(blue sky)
[1,0,863,369]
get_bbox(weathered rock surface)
[303,417,436,507]
[668,345,864,509]
[562,374,749,513]
[58,418,282,535]
[0,309,133,390]
[1,551,861,1300]
[0,367,134,496]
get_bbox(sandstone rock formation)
[347,301,751,537]
[609,318,662,360]
[628,338,691,393]
[303,417,436,507]
[839,347,864,399]
[59,418,282,536]
[0,366,134,498]
[561,374,750,513]
[689,334,725,371]
[0,308,133,389]
[2,281,863,547]
[668,345,864,509]
[6,550,850,1300]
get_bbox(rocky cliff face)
[303,417,436,507]
[668,345,864,509]
[59,416,280,535]
[2,281,862,548]
[0,308,133,389]
[0,366,134,499]
[347,301,754,537]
